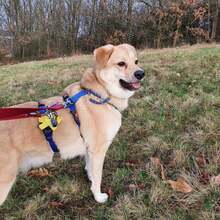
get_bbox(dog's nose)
[134,70,145,80]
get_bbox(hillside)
[0,44,220,219]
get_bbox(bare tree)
[0,0,216,60]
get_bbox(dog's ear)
[94,44,114,68]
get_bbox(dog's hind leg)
[0,149,19,206]
[0,178,16,205]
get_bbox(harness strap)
[89,97,110,105]
[64,90,90,127]
[64,89,119,127]
[86,89,119,110]
[43,127,59,153]
[64,90,89,111]
[38,103,59,153]
[63,95,80,127]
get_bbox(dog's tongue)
[130,81,141,89]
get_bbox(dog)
[0,44,145,205]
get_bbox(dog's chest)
[104,110,122,142]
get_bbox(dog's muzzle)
[119,69,145,91]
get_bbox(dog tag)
[39,111,61,131]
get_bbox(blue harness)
[63,90,90,127]
[40,89,114,153]
[64,89,111,126]
[38,104,60,153]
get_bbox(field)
[0,44,220,219]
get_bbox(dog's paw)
[94,193,108,203]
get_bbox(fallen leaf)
[150,156,166,180]
[160,164,166,180]
[167,178,193,193]
[43,187,49,192]
[128,184,137,191]
[27,168,49,177]
[125,160,138,167]
[150,157,161,166]
[199,172,211,185]
[196,153,206,167]
[107,188,114,198]
[49,201,64,208]
[48,80,59,85]
[138,183,145,190]
[28,88,36,96]
[168,158,176,168]
[210,174,220,185]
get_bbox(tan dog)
[0,44,144,205]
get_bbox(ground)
[0,44,220,220]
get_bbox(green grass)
[0,44,220,219]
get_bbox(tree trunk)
[89,0,96,35]
[211,0,219,40]
[157,14,162,48]
[127,0,133,42]
[216,0,220,41]
[208,0,211,37]
[173,17,181,47]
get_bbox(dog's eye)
[117,62,126,67]
[135,60,138,65]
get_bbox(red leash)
[0,104,64,121]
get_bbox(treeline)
[0,0,219,60]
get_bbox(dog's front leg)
[85,148,92,181]
[88,147,109,203]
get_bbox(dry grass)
[0,44,220,219]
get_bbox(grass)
[0,44,220,219]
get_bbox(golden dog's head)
[94,44,145,99]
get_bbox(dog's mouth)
[119,79,141,91]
